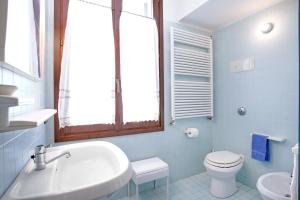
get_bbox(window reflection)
[5,0,40,77]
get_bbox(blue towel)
[251,133,270,161]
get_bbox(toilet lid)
[206,158,242,168]
[206,151,242,165]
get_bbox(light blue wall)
[0,126,46,197]
[212,0,298,188]
[0,69,47,197]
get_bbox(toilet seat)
[205,151,243,168]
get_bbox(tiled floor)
[120,173,262,200]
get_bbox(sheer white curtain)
[5,0,38,76]
[58,0,115,128]
[120,12,159,123]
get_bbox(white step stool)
[128,157,169,200]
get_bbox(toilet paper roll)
[185,128,199,138]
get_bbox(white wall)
[164,0,208,21]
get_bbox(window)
[54,0,164,142]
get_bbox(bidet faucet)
[31,145,71,170]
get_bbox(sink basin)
[257,172,291,200]
[1,141,132,200]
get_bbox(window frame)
[54,0,164,142]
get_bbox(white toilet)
[204,151,244,198]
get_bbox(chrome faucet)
[31,145,71,170]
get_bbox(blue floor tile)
[120,173,262,200]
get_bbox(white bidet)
[257,172,291,200]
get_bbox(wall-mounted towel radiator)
[170,27,213,124]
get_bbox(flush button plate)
[230,57,255,72]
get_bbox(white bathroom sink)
[1,141,132,200]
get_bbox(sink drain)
[284,194,291,198]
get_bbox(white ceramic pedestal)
[210,176,237,198]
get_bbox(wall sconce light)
[260,23,274,34]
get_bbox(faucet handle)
[34,145,46,155]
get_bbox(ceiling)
[178,0,287,31]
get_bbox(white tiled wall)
[0,66,47,197]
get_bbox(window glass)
[58,0,115,127]
[120,12,159,123]
[122,0,153,18]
